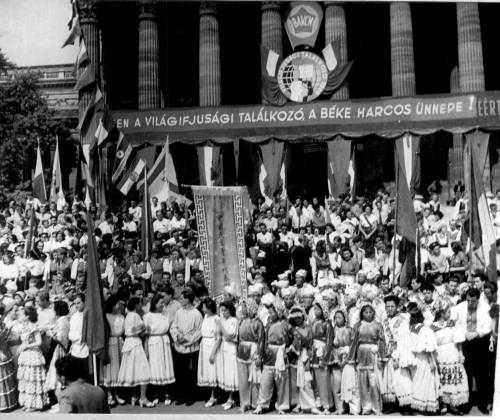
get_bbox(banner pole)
[93,353,98,386]
[393,141,399,286]
[468,135,473,276]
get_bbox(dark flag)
[140,168,154,261]
[82,213,109,369]
[32,140,47,203]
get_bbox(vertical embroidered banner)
[192,186,249,302]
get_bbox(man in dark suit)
[55,356,110,413]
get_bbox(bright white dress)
[409,324,440,413]
[197,315,219,387]
[216,317,239,392]
[116,312,150,387]
[100,313,124,387]
[144,312,175,385]
[44,316,69,392]
[433,322,469,407]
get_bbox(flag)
[321,41,353,98]
[94,105,118,148]
[49,138,64,203]
[78,86,104,138]
[258,141,286,206]
[327,137,352,198]
[116,157,147,196]
[464,138,497,280]
[32,141,46,203]
[260,46,287,106]
[112,132,133,183]
[395,138,418,243]
[141,168,154,261]
[197,145,223,187]
[82,212,109,363]
[399,134,421,193]
[136,138,187,205]
[24,209,38,258]
[61,11,80,47]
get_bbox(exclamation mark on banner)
[469,95,475,111]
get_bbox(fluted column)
[325,2,349,100]
[457,3,488,192]
[138,1,160,110]
[261,2,283,55]
[390,3,416,97]
[78,0,100,142]
[199,2,221,107]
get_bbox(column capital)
[139,0,157,20]
[200,2,217,17]
[77,0,97,24]
[324,2,347,6]
[261,1,281,12]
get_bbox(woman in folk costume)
[216,300,239,410]
[380,295,413,414]
[407,302,440,414]
[347,304,386,415]
[432,305,468,415]
[359,204,378,249]
[310,302,333,414]
[327,309,358,414]
[339,247,359,287]
[16,306,49,412]
[314,240,331,284]
[197,297,220,407]
[143,294,175,405]
[0,305,17,412]
[100,295,126,407]
[44,301,70,398]
[116,297,154,408]
[253,300,292,414]
[287,306,318,414]
[237,298,265,413]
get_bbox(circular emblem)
[116,150,125,159]
[286,4,320,40]
[277,51,328,103]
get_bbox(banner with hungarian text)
[110,91,500,145]
[192,186,250,302]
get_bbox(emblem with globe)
[277,51,328,103]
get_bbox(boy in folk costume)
[236,299,265,413]
[380,295,413,415]
[253,301,293,414]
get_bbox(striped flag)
[399,133,420,193]
[197,145,223,187]
[116,157,146,196]
[111,132,133,184]
[61,0,80,48]
[260,46,287,106]
[49,138,65,205]
[321,41,353,98]
[94,105,117,148]
[32,140,46,203]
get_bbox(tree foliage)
[0,49,14,74]
[0,71,71,205]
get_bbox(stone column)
[390,2,416,97]
[325,2,349,100]
[138,0,160,110]
[457,3,488,192]
[77,0,100,141]
[199,2,221,107]
[261,2,283,56]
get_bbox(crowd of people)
[0,185,498,414]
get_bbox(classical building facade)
[76,0,500,200]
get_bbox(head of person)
[288,307,305,327]
[201,297,216,316]
[74,293,85,312]
[434,306,451,323]
[127,296,142,313]
[484,281,498,304]
[23,305,38,324]
[180,289,195,308]
[220,300,236,319]
[55,355,82,384]
[408,302,424,325]
[384,295,400,318]
[105,295,121,315]
[175,271,185,286]
[446,276,459,296]
[162,286,174,305]
[36,291,50,309]
[379,276,391,294]
[312,302,325,321]
[334,310,346,327]
[360,304,375,322]
[422,283,435,303]
[466,287,481,312]
[53,300,69,318]
[411,276,422,291]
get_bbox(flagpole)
[92,353,98,386]
[468,135,473,276]
[393,142,399,286]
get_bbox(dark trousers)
[175,351,199,402]
[462,336,491,411]
[71,355,90,383]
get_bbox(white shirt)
[98,221,114,235]
[153,218,171,234]
[123,221,137,232]
[170,217,186,230]
[129,206,142,223]
[68,311,89,358]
